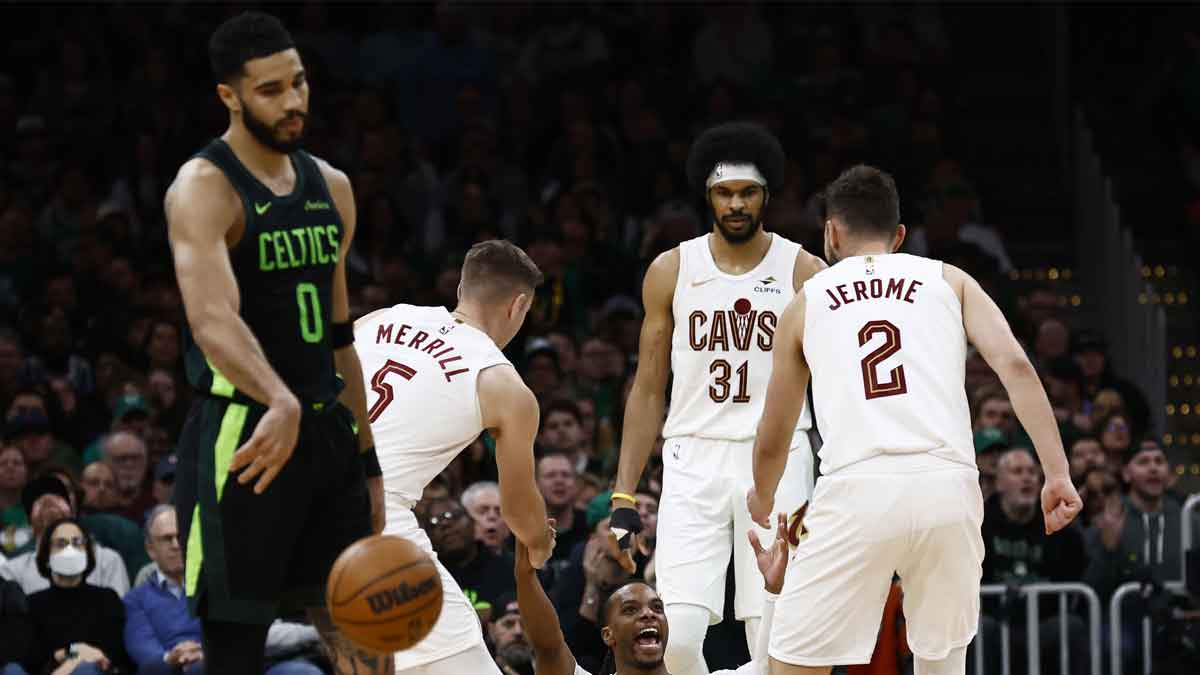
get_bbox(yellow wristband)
[611,492,637,504]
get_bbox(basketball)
[326,535,443,653]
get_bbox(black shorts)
[175,396,371,624]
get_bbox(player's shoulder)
[165,157,240,218]
[644,246,681,288]
[354,306,393,329]
[792,246,827,286]
[169,156,235,196]
[308,153,351,192]
[478,363,537,421]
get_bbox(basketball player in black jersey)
[166,12,387,674]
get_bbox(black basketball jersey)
[183,138,343,405]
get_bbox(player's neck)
[451,304,501,345]
[223,126,292,179]
[708,228,772,275]
[840,242,894,259]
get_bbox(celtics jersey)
[183,139,343,405]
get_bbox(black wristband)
[609,506,644,550]
[331,321,355,349]
[361,445,382,478]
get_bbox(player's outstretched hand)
[607,504,642,574]
[746,487,774,529]
[1041,476,1083,535]
[749,512,789,594]
[230,394,301,494]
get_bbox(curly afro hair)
[685,121,785,199]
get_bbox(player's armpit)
[751,293,809,512]
[480,365,551,555]
[307,607,393,675]
[613,249,679,496]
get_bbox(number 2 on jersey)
[368,359,418,423]
[859,320,907,399]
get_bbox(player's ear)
[600,625,615,647]
[891,223,907,252]
[216,82,240,114]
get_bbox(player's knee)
[663,604,710,675]
[915,645,967,675]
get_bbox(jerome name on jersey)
[822,276,924,311]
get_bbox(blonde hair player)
[609,121,826,675]
[354,240,557,675]
[748,165,1081,675]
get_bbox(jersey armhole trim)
[191,151,254,255]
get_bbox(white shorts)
[768,460,985,666]
[384,501,488,671]
[655,433,814,622]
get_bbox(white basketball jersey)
[663,233,812,441]
[802,253,974,474]
[354,305,511,503]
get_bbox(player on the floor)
[609,121,825,675]
[168,11,384,675]
[519,512,793,675]
[748,165,1081,675]
[354,240,556,675]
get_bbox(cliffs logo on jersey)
[688,298,777,351]
[755,275,782,295]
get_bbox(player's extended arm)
[167,161,301,494]
[946,264,1081,532]
[167,160,298,411]
[323,163,384,534]
[749,292,809,528]
[514,538,576,675]
[607,251,677,570]
[480,365,554,567]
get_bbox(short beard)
[711,210,763,244]
[239,95,305,154]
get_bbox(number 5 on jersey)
[368,360,417,422]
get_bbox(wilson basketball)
[326,535,443,653]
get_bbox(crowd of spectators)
[0,3,1195,675]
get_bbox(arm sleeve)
[122,589,168,667]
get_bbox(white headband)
[706,162,767,189]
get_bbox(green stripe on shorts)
[183,402,249,597]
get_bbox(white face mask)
[50,545,88,577]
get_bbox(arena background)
[0,2,1198,675]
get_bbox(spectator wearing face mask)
[1,481,129,597]
[15,469,148,587]
[23,516,133,674]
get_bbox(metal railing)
[974,583,1102,675]
[1109,494,1200,675]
